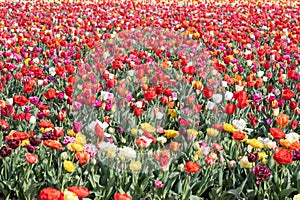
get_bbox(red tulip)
[68,186,90,199]
[134,107,143,116]
[114,193,132,200]
[39,188,64,200]
[144,90,156,101]
[25,153,38,164]
[291,120,299,130]
[44,88,56,100]
[202,87,214,98]
[13,95,29,106]
[225,104,236,115]
[95,123,104,140]
[57,110,66,121]
[65,85,74,97]
[282,89,295,100]
[273,148,293,165]
[185,161,200,173]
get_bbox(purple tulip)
[293,150,300,161]
[125,93,133,102]
[105,103,112,111]
[154,180,164,188]
[247,152,258,162]
[41,130,54,140]
[62,136,76,145]
[94,100,103,108]
[29,137,42,146]
[252,94,262,103]
[73,101,82,110]
[253,165,271,184]
[84,144,98,158]
[277,98,285,107]
[118,126,124,134]
[24,105,31,112]
[73,121,82,133]
[266,118,272,125]
[29,96,40,105]
[7,139,20,149]
[27,144,38,153]
[0,146,12,157]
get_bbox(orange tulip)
[289,142,300,150]
[192,81,203,90]
[170,141,181,152]
[279,139,291,149]
[276,114,289,128]
[75,152,90,165]
[44,140,63,150]
[25,153,38,164]
[0,100,6,109]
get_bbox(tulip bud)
[228,160,236,169]
[121,137,126,143]
[178,163,185,172]
[296,83,300,92]
[273,108,279,116]
[91,158,97,165]
[61,152,68,160]
[291,120,299,130]
[290,101,298,110]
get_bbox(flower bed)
[0,0,300,199]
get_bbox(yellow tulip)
[67,129,76,137]
[129,161,142,171]
[165,130,179,139]
[140,123,155,133]
[247,139,264,149]
[67,143,84,152]
[187,129,198,136]
[24,58,31,66]
[63,160,76,173]
[206,128,219,137]
[21,140,30,147]
[223,123,237,133]
[131,129,138,136]
[76,133,86,146]
[239,156,253,168]
[168,109,177,118]
[106,148,116,158]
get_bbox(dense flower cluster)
[0,0,299,199]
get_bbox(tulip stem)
[0,131,2,146]
[61,173,66,190]
[4,158,7,180]
[49,151,53,167]
[25,165,31,183]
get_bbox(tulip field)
[0,0,300,199]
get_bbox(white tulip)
[225,91,233,101]
[206,101,215,110]
[7,98,13,105]
[29,116,36,124]
[212,94,223,104]
[257,71,264,78]
[273,108,279,116]
[49,67,56,76]
[221,81,228,87]
[286,132,299,143]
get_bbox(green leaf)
[272,192,280,200]
[227,188,242,199]
[226,175,248,199]
[279,188,297,199]
[297,171,300,193]
[189,195,203,200]
[176,179,182,194]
